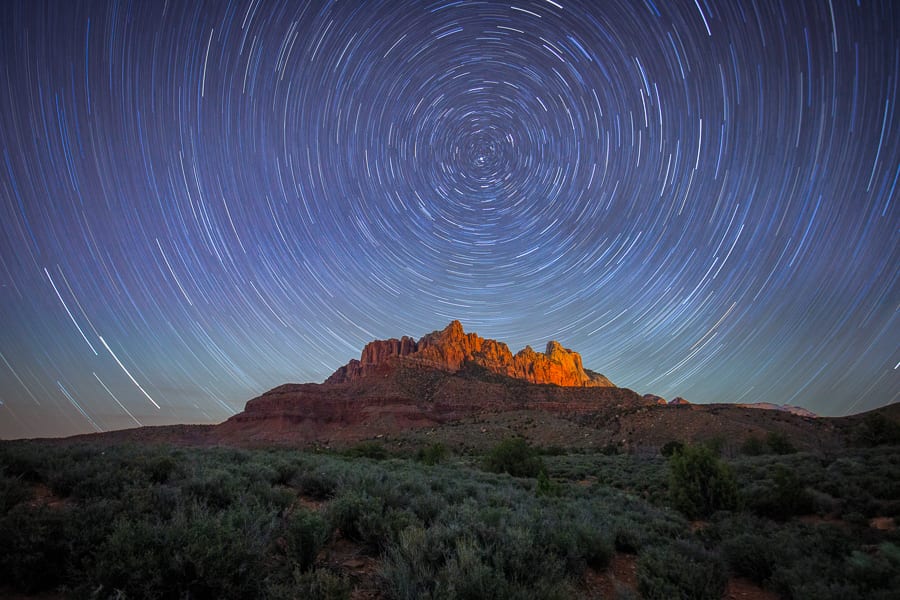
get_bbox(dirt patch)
[690,520,709,532]
[869,516,896,531]
[27,484,69,509]
[295,494,327,512]
[725,577,780,600]
[583,552,639,598]
[797,514,849,529]
[316,537,383,600]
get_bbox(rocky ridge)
[202,321,836,450]
[326,320,613,387]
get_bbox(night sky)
[1,0,897,439]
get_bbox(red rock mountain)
[76,321,861,452]
[326,320,613,387]
[215,321,640,445]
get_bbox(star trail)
[0,0,897,438]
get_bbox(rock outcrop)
[326,320,613,387]
[735,403,817,418]
[643,394,668,405]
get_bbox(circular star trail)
[0,0,897,438]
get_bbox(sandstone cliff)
[326,320,613,387]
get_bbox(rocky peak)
[325,321,614,387]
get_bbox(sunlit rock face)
[326,320,613,387]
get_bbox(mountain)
[325,320,613,387]
[216,321,640,446]
[53,321,892,453]
[210,321,842,451]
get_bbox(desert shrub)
[544,518,614,571]
[740,436,767,456]
[0,443,47,482]
[767,536,900,600]
[91,503,274,599]
[183,467,243,510]
[493,524,568,587]
[204,506,275,594]
[854,413,900,447]
[701,437,726,456]
[600,443,621,456]
[748,464,814,519]
[637,540,727,600]
[439,536,509,598]
[540,445,568,456]
[660,440,684,457]
[668,445,739,518]
[90,516,179,597]
[345,442,388,460]
[612,520,645,553]
[407,489,445,525]
[44,458,86,498]
[291,468,339,500]
[381,525,446,599]
[766,432,797,454]
[70,463,140,501]
[326,490,413,548]
[281,509,331,572]
[143,452,181,483]
[721,532,777,583]
[0,505,68,593]
[63,499,126,590]
[268,568,352,600]
[483,438,545,478]
[382,522,574,600]
[327,489,382,541]
[846,542,900,593]
[0,473,32,511]
[417,442,448,465]
[535,470,562,497]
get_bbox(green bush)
[846,542,900,592]
[0,443,46,482]
[483,438,545,478]
[282,509,331,572]
[417,442,449,465]
[143,452,181,483]
[854,413,900,447]
[740,436,767,456]
[535,470,562,497]
[0,473,32,511]
[91,503,274,599]
[600,443,621,456]
[268,568,352,600]
[326,490,413,548]
[721,533,777,583]
[345,442,388,460]
[766,432,797,454]
[183,467,243,510]
[660,441,685,457]
[749,464,814,519]
[545,520,614,571]
[291,468,339,500]
[637,541,727,600]
[701,437,726,456]
[0,505,68,593]
[668,445,739,519]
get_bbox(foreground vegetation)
[1,437,898,599]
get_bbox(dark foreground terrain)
[1,422,899,599]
